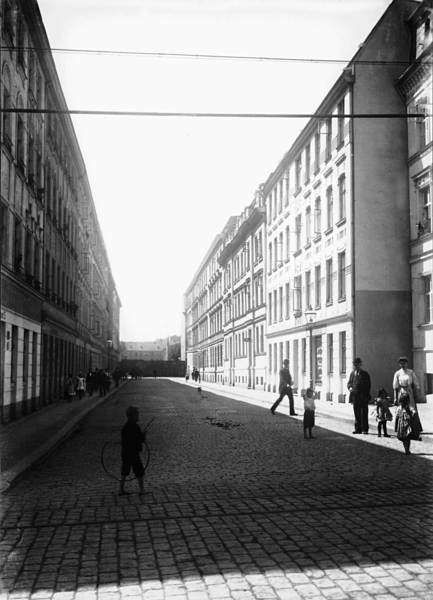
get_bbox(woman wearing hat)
[393,356,423,437]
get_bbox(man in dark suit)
[270,359,298,416]
[347,357,371,434]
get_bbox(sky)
[36,0,392,341]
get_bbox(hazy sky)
[37,0,391,341]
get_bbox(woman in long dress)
[392,356,423,437]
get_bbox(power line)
[1,45,430,67]
[0,108,428,118]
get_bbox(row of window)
[268,331,347,378]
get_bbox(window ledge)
[293,249,302,258]
[336,218,346,228]
[313,234,322,243]
[294,187,302,197]
[324,227,333,236]
[337,141,344,151]
[304,242,311,250]
[326,301,333,307]
[338,296,346,303]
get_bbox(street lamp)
[106,339,113,374]
[304,306,317,389]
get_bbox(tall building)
[263,0,419,399]
[184,0,431,403]
[396,0,433,401]
[1,0,121,422]
[218,191,267,389]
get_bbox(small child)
[119,405,147,496]
[371,388,392,438]
[65,374,76,403]
[395,393,415,455]
[302,388,317,439]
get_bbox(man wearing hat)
[347,357,371,434]
[270,359,298,416]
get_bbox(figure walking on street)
[270,359,297,416]
[347,357,371,434]
[395,393,418,455]
[119,405,147,496]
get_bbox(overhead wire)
[1,44,431,67]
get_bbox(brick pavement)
[1,379,433,600]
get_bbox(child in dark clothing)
[119,405,147,496]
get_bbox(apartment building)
[397,0,433,401]
[217,191,267,389]
[184,231,228,383]
[263,0,419,400]
[1,0,121,421]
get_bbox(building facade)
[218,192,267,389]
[183,0,431,403]
[397,0,433,401]
[1,0,121,422]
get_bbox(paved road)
[1,379,433,599]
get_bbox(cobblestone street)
[1,379,433,600]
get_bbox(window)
[305,271,311,309]
[268,293,272,324]
[305,207,311,244]
[338,252,346,300]
[328,334,334,373]
[325,119,332,159]
[338,175,346,221]
[337,99,345,145]
[295,156,302,190]
[17,113,26,170]
[273,290,278,323]
[278,180,283,213]
[284,170,290,205]
[278,232,283,264]
[260,325,264,352]
[315,266,321,308]
[302,338,307,373]
[3,0,14,41]
[1,202,9,266]
[285,226,290,259]
[314,197,321,235]
[326,259,333,304]
[417,186,431,237]
[314,132,321,171]
[415,98,428,150]
[294,276,302,312]
[279,286,283,320]
[423,275,432,324]
[269,344,272,372]
[326,186,333,230]
[340,331,346,373]
[295,215,302,251]
[269,243,273,271]
[273,238,278,269]
[2,66,12,149]
[315,336,323,384]
[268,195,272,222]
[285,282,290,318]
[305,143,311,182]
[273,187,277,219]
[17,15,26,71]
[13,217,22,272]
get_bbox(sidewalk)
[0,384,123,493]
[1,378,431,492]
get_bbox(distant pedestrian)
[270,359,297,416]
[153,369,157,379]
[113,367,121,389]
[75,372,85,399]
[395,393,418,455]
[96,369,105,397]
[371,388,392,438]
[65,374,76,403]
[302,388,318,439]
[119,405,147,496]
[86,370,94,397]
[103,369,110,394]
[347,358,371,435]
